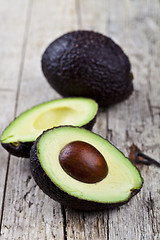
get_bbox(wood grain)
[0,0,159,239]
[0,0,77,239]
[65,1,109,239]
[107,0,160,239]
[0,0,29,227]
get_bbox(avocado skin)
[30,127,142,211]
[42,30,133,107]
[1,115,96,158]
[1,142,33,158]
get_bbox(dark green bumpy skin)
[30,127,142,211]
[42,30,133,107]
[1,116,96,158]
[1,142,33,158]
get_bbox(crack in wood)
[149,192,159,238]
[61,205,67,240]
[82,212,87,238]
[107,129,113,142]
[145,192,160,239]
[25,175,32,187]
[23,184,37,201]
[28,201,33,208]
[0,155,11,235]
[125,129,131,142]
[14,198,24,213]
[97,217,100,238]
[3,225,11,230]
[0,0,33,237]
[14,0,33,118]
[106,211,109,240]
[135,128,143,134]
[146,94,154,124]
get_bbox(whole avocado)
[42,30,133,107]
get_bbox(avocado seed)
[59,141,108,183]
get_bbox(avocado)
[1,98,98,158]
[30,126,143,211]
[41,30,133,107]
[59,140,108,183]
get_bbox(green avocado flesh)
[1,98,97,151]
[32,126,143,206]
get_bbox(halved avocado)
[1,98,98,158]
[30,126,143,211]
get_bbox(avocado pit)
[59,141,108,183]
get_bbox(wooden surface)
[0,0,160,239]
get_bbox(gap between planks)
[0,0,33,235]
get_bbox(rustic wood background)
[0,0,160,239]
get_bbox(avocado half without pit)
[0,98,98,158]
[42,30,133,107]
[30,126,143,211]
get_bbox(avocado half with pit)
[1,98,98,158]
[30,126,143,211]
[42,30,133,107]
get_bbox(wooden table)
[0,0,160,239]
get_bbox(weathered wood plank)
[65,1,110,239]
[0,91,15,223]
[65,0,160,239]
[0,0,29,227]
[0,0,29,91]
[1,157,64,240]
[65,111,109,240]
[107,0,160,239]
[0,0,78,239]
[78,0,108,33]
[1,0,159,239]
[16,0,79,111]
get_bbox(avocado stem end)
[129,144,160,169]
